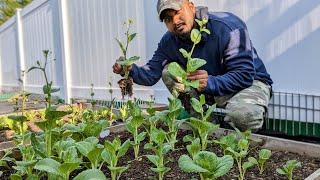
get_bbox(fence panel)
[0,18,20,91]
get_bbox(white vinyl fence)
[1,0,320,118]
[0,0,151,104]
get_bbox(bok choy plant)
[144,128,172,180]
[178,151,233,180]
[101,137,131,180]
[115,19,140,98]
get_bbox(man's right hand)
[112,62,123,75]
[112,57,133,76]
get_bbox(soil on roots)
[118,78,133,99]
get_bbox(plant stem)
[42,68,52,108]
[45,130,52,157]
[111,171,117,180]
[200,174,205,180]
[259,165,263,175]
[158,154,165,180]
[236,158,243,180]
[189,32,202,57]
[159,172,164,180]
[134,128,139,159]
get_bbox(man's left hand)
[187,70,208,92]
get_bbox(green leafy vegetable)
[167,19,210,93]
[125,101,146,159]
[178,151,233,180]
[248,149,272,174]
[144,128,172,180]
[276,160,301,180]
[102,137,130,180]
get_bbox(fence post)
[16,8,25,91]
[57,0,71,104]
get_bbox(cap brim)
[158,4,182,21]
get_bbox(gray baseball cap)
[157,0,184,21]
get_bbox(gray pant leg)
[216,80,271,131]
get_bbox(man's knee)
[224,102,265,132]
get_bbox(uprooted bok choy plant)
[167,19,210,94]
[115,19,140,99]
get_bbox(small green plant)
[90,83,96,106]
[186,138,201,159]
[81,109,100,123]
[125,101,146,159]
[119,103,129,122]
[27,50,59,108]
[67,104,84,124]
[226,137,250,180]
[162,98,185,149]
[184,95,219,150]
[167,19,210,95]
[34,157,81,179]
[276,160,301,180]
[6,115,28,143]
[178,151,233,180]
[7,73,31,145]
[60,119,108,142]
[143,103,159,143]
[144,128,172,180]
[108,79,114,101]
[35,109,71,157]
[75,137,104,169]
[0,150,14,176]
[248,149,272,174]
[190,94,216,121]
[101,137,130,180]
[213,133,238,154]
[11,143,38,179]
[106,79,117,124]
[115,19,140,98]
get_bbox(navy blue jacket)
[129,11,273,96]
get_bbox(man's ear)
[188,1,196,14]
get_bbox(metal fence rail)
[267,92,320,137]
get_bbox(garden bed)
[1,122,320,180]
[71,124,320,180]
[1,101,319,180]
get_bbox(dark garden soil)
[97,130,320,180]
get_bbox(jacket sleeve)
[129,37,169,86]
[204,28,255,96]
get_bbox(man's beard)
[174,21,198,41]
[175,31,191,41]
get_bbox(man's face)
[161,1,196,37]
